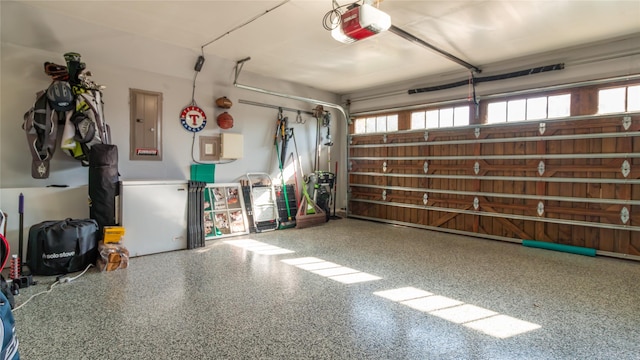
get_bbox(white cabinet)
[119,180,188,257]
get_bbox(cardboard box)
[103,226,125,244]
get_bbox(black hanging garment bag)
[26,218,99,275]
[88,144,119,234]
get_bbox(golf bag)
[0,290,18,360]
[89,144,119,234]
[0,233,15,310]
[60,90,110,166]
[26,218,99,276]
[25,52,110,175]
[22,90,59,179]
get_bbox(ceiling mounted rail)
[233,58,350,123]
[238,99,316,116]
[388,25,481,73]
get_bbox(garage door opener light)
[331,3,391,43]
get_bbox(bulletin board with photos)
[204,183,250,239]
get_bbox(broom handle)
[275,140,292,220]
[19,193,24,272]
[333,161,338,216]
[289,153,300,206]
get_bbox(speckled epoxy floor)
[10,218,640,359]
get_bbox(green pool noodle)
[522,240,596,257]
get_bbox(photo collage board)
[204,183,250,240]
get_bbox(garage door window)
[598,85,640,114]
[487,94,570,124]
[354,114,398,134]
[411,106,469,129]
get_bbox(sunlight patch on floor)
[430,304,498,324]
[224,239,294,255]
[402,295,464,313]
[281,257,323,265]
[374,287,433,301]
[297,261,341,271]
[374,287,541,338]
[311,266,360,277]
[282,257,381,284]
[329,272,382,284]
[464,314,541,339]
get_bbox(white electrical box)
[221,133,243,159]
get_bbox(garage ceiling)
[8,0,640,94]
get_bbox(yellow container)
[103,226,125,244]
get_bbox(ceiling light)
[331,19,356,43]
[331,4,391,44]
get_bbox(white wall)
[0,1,344,258]
[0,187,90,262]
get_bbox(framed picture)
[204,183,250,240]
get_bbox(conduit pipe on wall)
[234,82,350,122]
[238,99,316,117]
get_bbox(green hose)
[522,240,596,257]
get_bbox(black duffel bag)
[26,218,99,276]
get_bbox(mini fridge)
[119,180,188,257]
